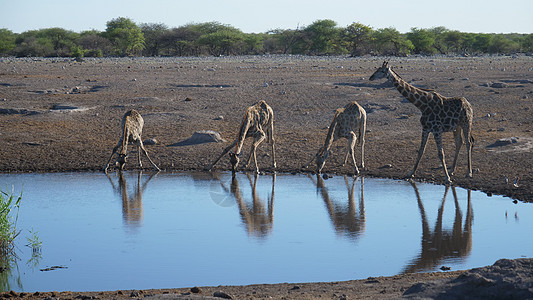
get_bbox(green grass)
[0,189,21,258]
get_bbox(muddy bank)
[1,55,532,201]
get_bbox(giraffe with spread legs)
[205,100,276,174]
[305,101,366,175]
[369,61,473,184]
[103,109,160,172]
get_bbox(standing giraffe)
[205,100,276,174]
[305,101,366,175]
[369,61,473,184]
[103,109,160,172]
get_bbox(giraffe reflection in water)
[214,173,276,239]
[106,171,158,227]
[403,181,473,273]
[310,175,366,241]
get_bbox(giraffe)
[105,170,158,227]
[103,109,160,172]
[369,61,474,184]
[205,100,276,174]
[402,182,472,274]
[309,174,366,241]
[305,101,366,175]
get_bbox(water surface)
[0,171,531,292]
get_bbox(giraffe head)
[229,152,240,173]
[369,61,390,81]
[116,154,128,170]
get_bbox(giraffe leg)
[342,146,350,167]
[464,127,474,178]
[103,144,121,172]
[245,142,255,168]
[433,132,452,184]
[408,130,429,179]
[249,133,266,174]
[349,132,359,175]
[450,128,463,176]
[269,124,277,170]
[205,139,238,171]
[359,125,365,170]
[137,144,143,169]
[136,140,160,171]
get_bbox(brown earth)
[1,55,532,299]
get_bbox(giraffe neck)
[319,111,340,157]
[234,110,252,155]
[386,68,431,111]
[120,118,130,155]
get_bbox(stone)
[143,138,158,145]
[486,137,519,148]
[491,82,509,88]
[169,130,226,146]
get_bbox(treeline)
[1,17,533,58]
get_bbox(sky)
[1,0,532,34]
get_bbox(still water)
[0,171,531,292]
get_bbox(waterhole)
[0,171,531,292]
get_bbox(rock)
[213,115,224,120]
[0,108,40,115]
[213,291,233,299]
[486,137,519,148]
[169,130,226,146]
[143,138,158,145]
[403,258,533,299]
[491,82,509,88]
[51,104,79,110]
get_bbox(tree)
[162,25,203,56]
[521,34,533,53]
[197,29,245,56]
[440,30,464,54]
[13,30,54,57]
[343,22,374,56]
[266,28,304,54]
[489,34,519,54]
[78,30,113,57]
[11,28,79,57]
[472,33,492,53]
[0,29,16,55]
[302,19,341,55]
[140,23,169,56]
[243,33,264,54]
[428,26,449,54]
[373,27,414,56]
[104,17,145,56]
[406,27,435,54]
[40,28,79,56]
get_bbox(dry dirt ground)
[1,55,533,299]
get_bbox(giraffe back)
[120,110,144,153]
[234,100,273,153]
[335,101,366,141]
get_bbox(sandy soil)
[1,55,532,298]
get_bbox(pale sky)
[1,0,532,34]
